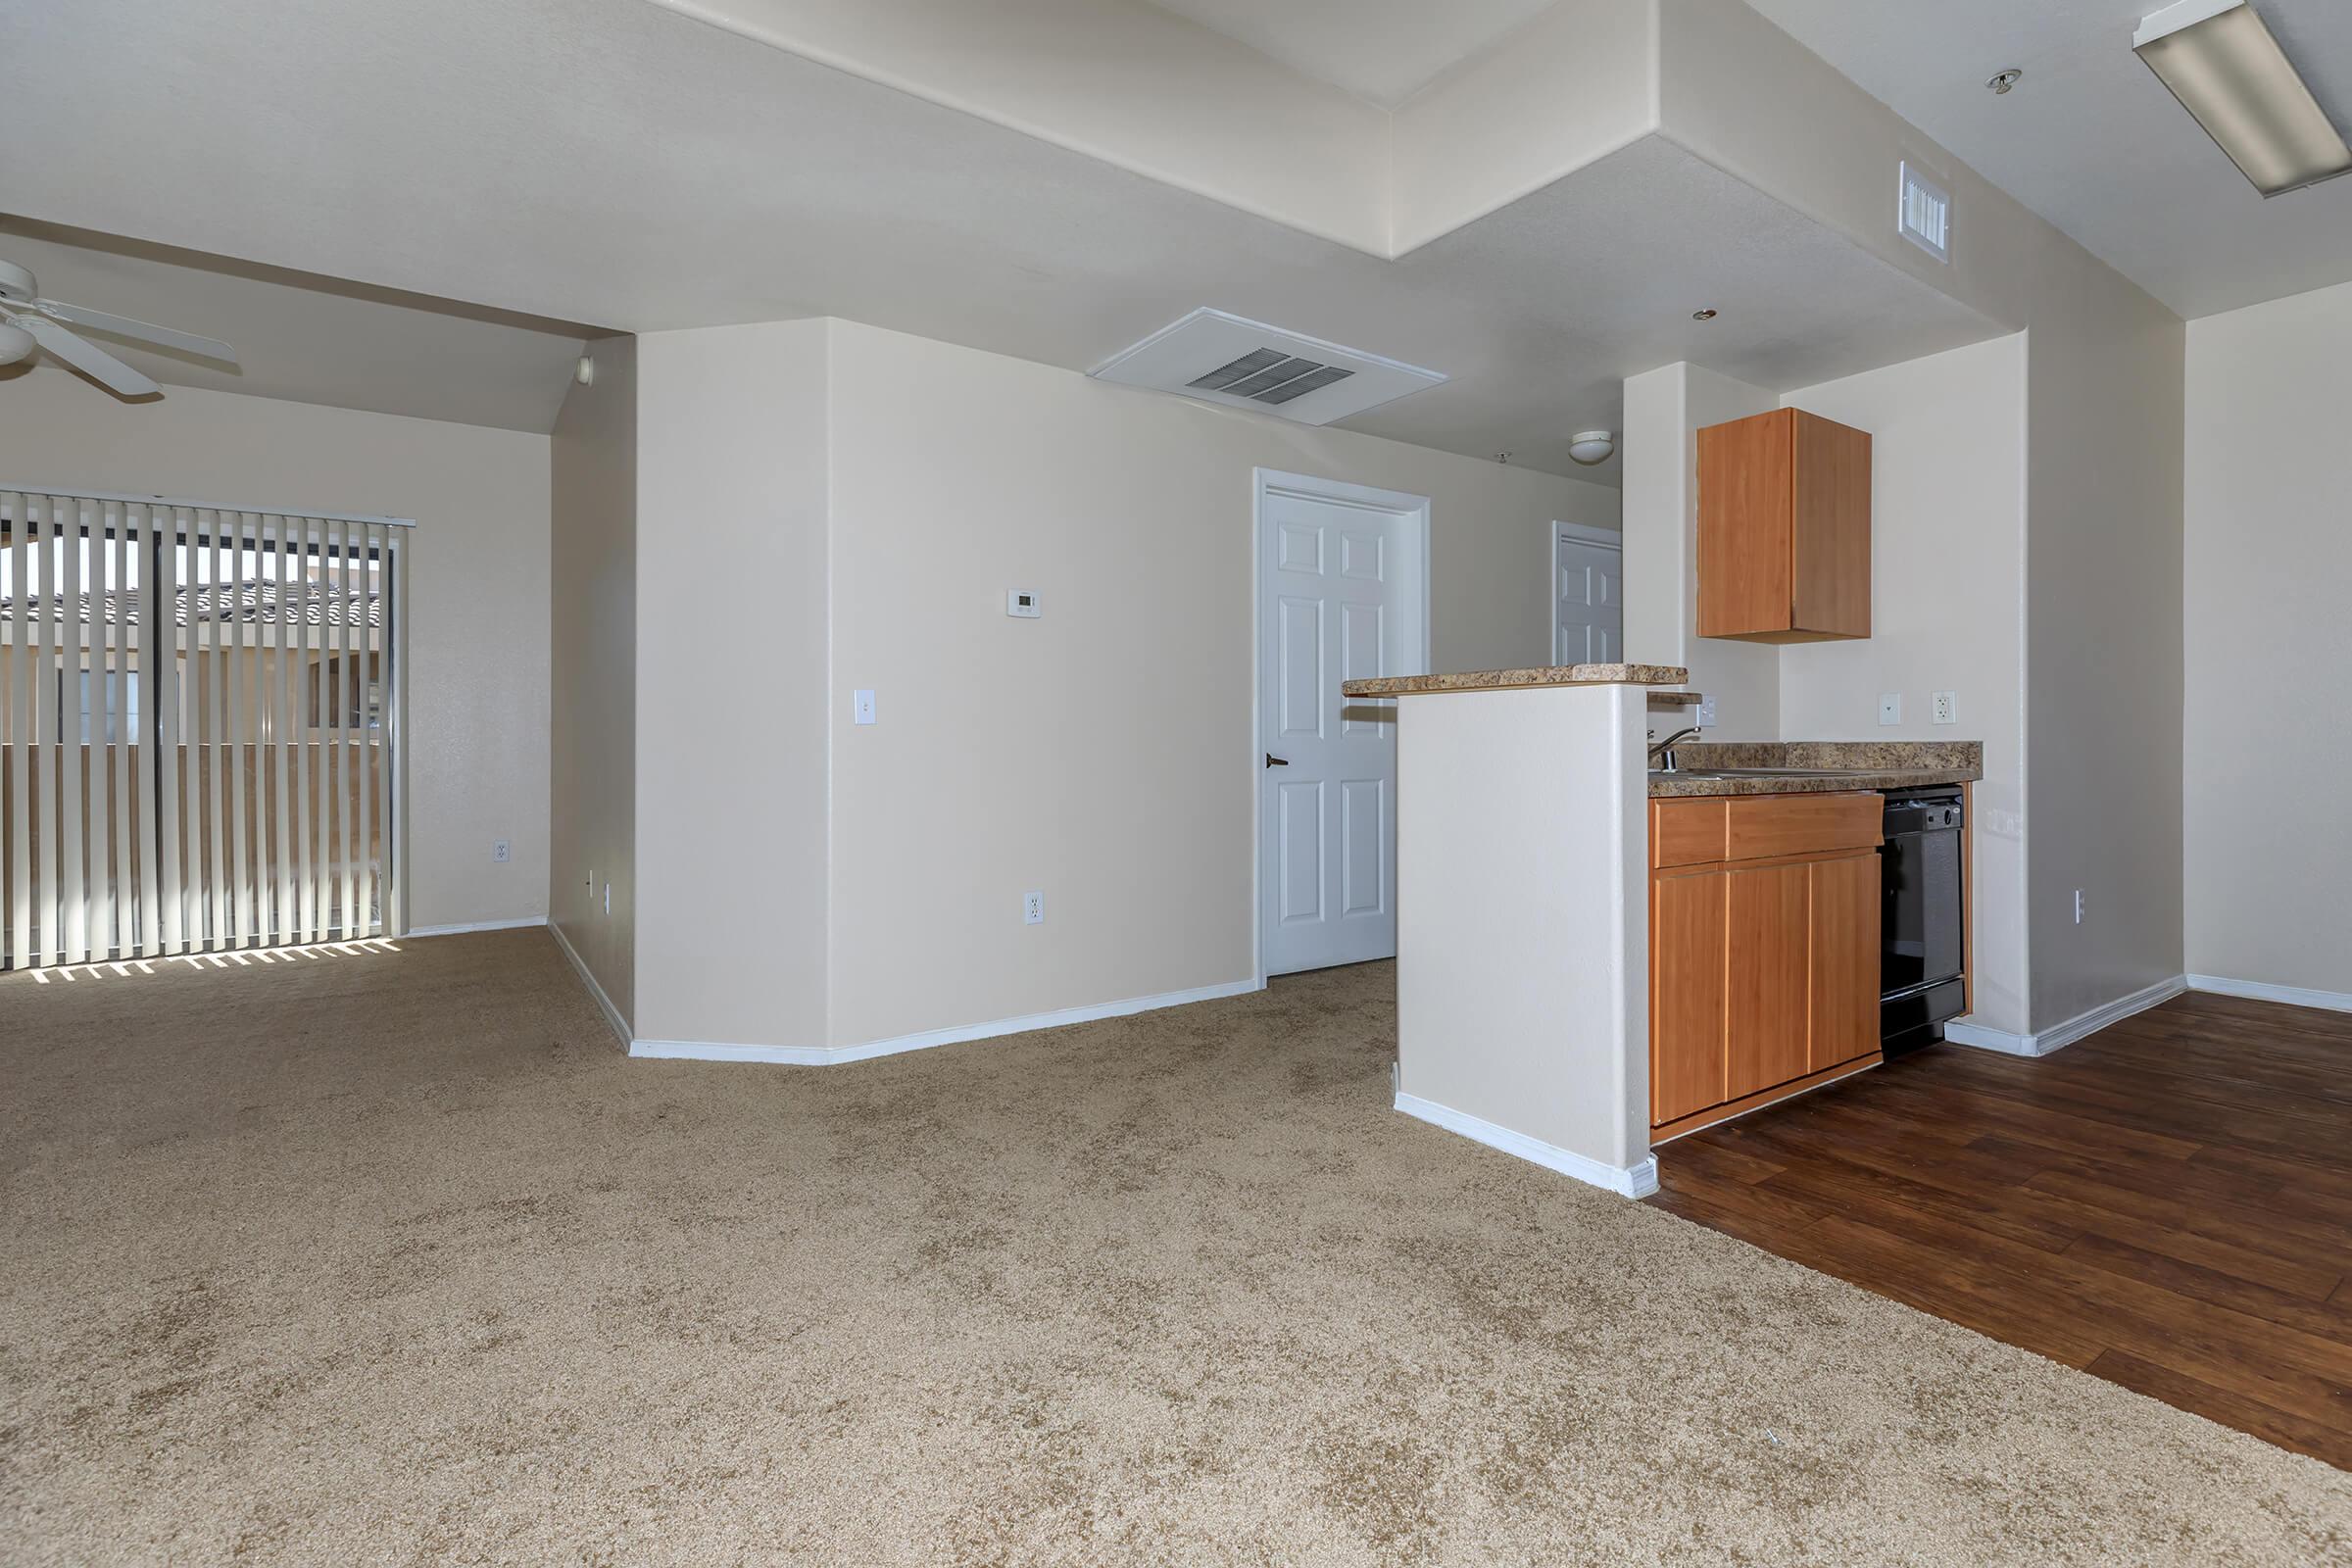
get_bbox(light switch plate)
[1006,589,1042,618]
[1878,692,1903,726]
[1932,690,1957,725]
[853,689,877,725]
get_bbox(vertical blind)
[1,490,407,969]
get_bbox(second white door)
[1258,477,1426,977]
[1553,526,1623,664]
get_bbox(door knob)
[1264,753,1290,768]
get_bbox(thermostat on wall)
[1006,589,1043,618]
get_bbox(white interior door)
[1258,477,1426,977]
[1553,527,1623,665]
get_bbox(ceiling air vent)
[1090,308,1446,425]
[1896,160,1951,262]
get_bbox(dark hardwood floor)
[1646,988,2352,1470]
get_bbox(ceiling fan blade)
[36,299,238,366]
[17,314,162,397]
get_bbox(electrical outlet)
[853,689,877,725]
[2074,889,2085,925]
[1878,692,1903,726]
[1932,690,1958,725]
[1694,696,1718,728]
[1023,890,1045,925]
[492,838,511,864]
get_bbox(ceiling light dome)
[1567,429,1615,466]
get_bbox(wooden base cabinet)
[1805,850,1881,1072]
[1725,863,1810,1100]
[1649,793,1883,1140]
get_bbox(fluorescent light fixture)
[2134,0,2352,196]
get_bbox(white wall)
[632,320,832,1048]
[550,333,636,1026]
[0,367,551,933]
[2021,246,2186,1031]
[1620,361,1780,741]
[2184,279,2352,1002]
[820,319,1616,1048]
[1394,683,1649,1187]
[1781,334,2030,1036]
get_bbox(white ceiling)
[1141,0,1559,107]
[1,0,1999,470]
[0,220,596,433]
[1744,0,2352,318]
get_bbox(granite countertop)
[1646,740,1984,798]
[1342,662,1690,697]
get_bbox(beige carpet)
[1,930,2343,1565]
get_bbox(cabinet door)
[1650,870,1727,1125]
[1808,851,1881,1070]
[1725,862,1810,1100]
[1696,410,1794,638]
[1790,410,1871,637]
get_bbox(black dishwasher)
[1881,788,1966,1056]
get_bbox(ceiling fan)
[0,258,238,398]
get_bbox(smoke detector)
[1090,308,1446,425]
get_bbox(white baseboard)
[1939,1020,2039,1055]
[628,977,1265,1066]
[1944,974,2188,1058]
[547,919,631,1050]
[405,916,549,938]
[2187,974,2352,1014]
[1393,1092,1659,1199]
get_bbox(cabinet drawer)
[1650,799,1729,868]
[1725,793,1881,861]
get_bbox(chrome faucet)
[1648,726,1703,772]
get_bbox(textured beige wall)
[822,318,1617,1048]
[645,0,1391,253]
[1781,334,2030,1036]
[1390,0,1655,253]
[2184,280,2352,1000]
[1395,683,1648,1176]
[0,367,550,932]
[631,320,831,1048]
[550,333,637,1027]
[1654,0,2185,1034]
[1656,0,2037,336]
[2021,248,2185,1031]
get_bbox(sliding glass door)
[1,490,406,968]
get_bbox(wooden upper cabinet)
[1696,408,1871,643]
